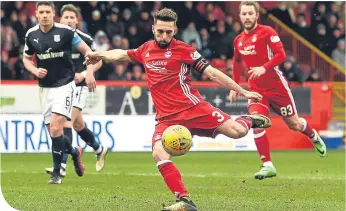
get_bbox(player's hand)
[86,74,96,92]
[249,66,266,80]
[229,90,239,104]
[84,52,101,65]
[35,68,48,78]
[74,73,84,84]
[241,90,262,102]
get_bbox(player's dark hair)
[60,4,80,18]
[239,1,260,14]
[36,1,55,10]
[154,8,178,26]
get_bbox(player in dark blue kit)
[45,4,107,178]
[23,1,98,184]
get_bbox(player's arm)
[229,44,243,103]
[204,65,244,93]
[84,49,135,66]
[22,39,47,78]
[71,33,98,91]
[232,45,243,84]
[262,28,286,71]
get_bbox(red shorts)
[152,101,231,145]
[248,81,297,117]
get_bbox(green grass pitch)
[1,151,345,211]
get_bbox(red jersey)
[127,39,209,120]
[233,24,286,91]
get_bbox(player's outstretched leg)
[284,115,326,157]
[153,140,197,211]
[73,110,108,172]
[45,126,72,177]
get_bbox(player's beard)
[155,38,172,49]
[243,20,256,31]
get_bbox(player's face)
[153,20,176,49]
[60,11,78,29]
[36,5,55,27]
[239,5,259,31]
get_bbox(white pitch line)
[1,170,345,181]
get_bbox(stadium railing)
[259,8,346,82]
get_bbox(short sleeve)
[127,43,146,63]
[23,35,34,57]
[183,46,209,73]
[72,32,83,47]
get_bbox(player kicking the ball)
[23,1,98,184]
[45,4,107,178]
[230,1,327,180]
[85,8,271,211]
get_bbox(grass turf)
[1,151,345,211]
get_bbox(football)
[161,125,193,156]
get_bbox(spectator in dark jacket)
[281,60,305,84]
[305,68,323,82]
[105,8,125,39]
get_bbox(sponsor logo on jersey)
[164,51,172,58]
[33,38,39,43]
[72,53,81,59]
[54,35,61,42]
[190,51,201,60]
[145,52,150,58]
[36,51,64,60]
[270,36,280,43]
[238,42,243,47]
[145,60,167,72]
[239,45,256,55]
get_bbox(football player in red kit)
[230,1,327,180]
[85,7,272,211]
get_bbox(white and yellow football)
[162,125,193,156]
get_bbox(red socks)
[235,117,252,131]
[299,117,315,139]
[254,130,271,163]
[157,160,189,198]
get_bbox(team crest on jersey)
[252,34,257,42]
[238,42,243,47]
[190,51,201,60]
[54,35,61,42]
[165,51,172,58]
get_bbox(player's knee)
[50,124,63,137]
[73,119,84,132]
[152,143,170,163]
[288,121,301,131]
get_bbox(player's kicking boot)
[72,146,85,176]
[45,146,85,177]
[254,162,277,180]
[48,173,62,184]
[45,167,66,177]
[311,129,327,157]
[162,197,197,211]
[96,146,108,172]
[239,114,272,128]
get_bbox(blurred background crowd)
[1,1,345,83]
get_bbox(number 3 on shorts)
[280,104,293,116]
[212,111,225,122]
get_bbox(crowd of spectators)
[1,1,344,83]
